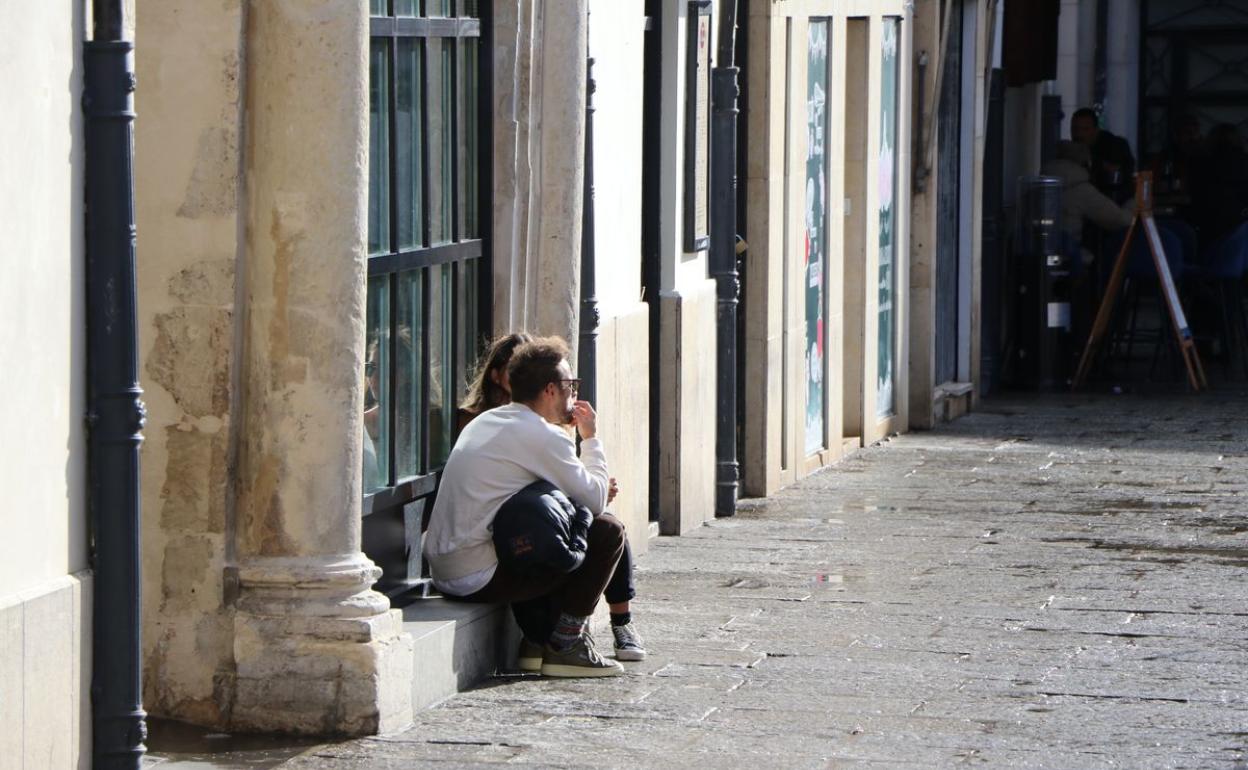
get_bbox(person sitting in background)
[1191,123,1248,245]
[1071,107,1136,202]
[1043,140,1134,268]
[455,332,534,436]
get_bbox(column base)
[230,554,414,736]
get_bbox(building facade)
[0,0,1059,758]
[0,3,93,767]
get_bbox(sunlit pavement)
[201,392,1248,768]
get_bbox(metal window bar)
[387,36,401,487]
[364,0,484,505]
[370,17,481,38]
[419,28,434,476]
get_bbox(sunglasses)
[554,378,581,395]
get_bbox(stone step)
[399,596,614,714]
[401,598,522,711]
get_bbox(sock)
[548,612,588,652]
[610,612,632,628]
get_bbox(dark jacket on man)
[492,480,593,576]
[1088,129,1136,199]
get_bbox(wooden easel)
[1073,172,1207,391]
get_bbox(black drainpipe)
[578,28,599,405]
[85,1,148,767]
[711,0,740,517]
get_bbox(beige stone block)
[135,0,244,726]
[73,573,92,770]
[0,597,23,763]
[22,580,74,770]
[232,607,413,736]
[403,600,516,713]
[595,303,652,555]
[658,281,717,534]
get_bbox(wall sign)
[805,20,829,455]
[684,0,712,252]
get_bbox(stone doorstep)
[401,599,522,712]
[934,380,975,423]
[399,596,613,714]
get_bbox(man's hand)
[607,477,619,504]
[571,400,598,440]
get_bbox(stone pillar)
[492,0,535,334]
[231,0,412,736]
[532,1,587,350]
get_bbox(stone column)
[231,0,412,736]
[532,1,587,351]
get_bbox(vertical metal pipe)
[1094,0,1109,114]
[578,41,599,406]
[711,0,740,517]
[85,1,147,768]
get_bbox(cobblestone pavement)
[288,393,1248,769]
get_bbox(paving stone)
[284,393,1248,768]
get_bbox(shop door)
[934,1,963,387]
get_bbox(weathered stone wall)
[136,0,413,735]
[134,0,243,726]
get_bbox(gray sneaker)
[518,638,543,673]
[540,635,624,678]
[612,622,647,662]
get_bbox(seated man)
[1042,140,1134,268]
[1071,107,1136,202]
[424,336,627,678]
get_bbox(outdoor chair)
[1190,221,1248,378]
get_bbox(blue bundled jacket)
[491,480,593,575]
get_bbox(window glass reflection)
[368,39,391,256]
[395,270,423,478]
[363,276,391,493]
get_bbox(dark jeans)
[604,537,636,606]
[454,513,630,643]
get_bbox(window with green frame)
[363,0,488,583]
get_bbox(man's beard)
[562,405,575,425]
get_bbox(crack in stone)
[1036,691,1191,704]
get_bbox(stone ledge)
[401,599,521,713]
[933,380,975,424]
[400,597,612,715]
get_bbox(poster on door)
[805,20,829,456]
[877,19,900,418]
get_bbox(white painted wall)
[589,1,646,316]
[0,0,88,599]
[659,0,723,292]
[0,4,92,767]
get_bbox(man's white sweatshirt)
[423,402,609,594]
